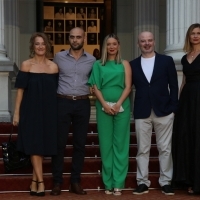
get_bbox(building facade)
[0,0,200,122]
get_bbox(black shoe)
[36,181,45,197]
[133,184,149,195]
[69,183,87,195]
[50,183,61,196]
[30,180,37,196]
[161,185,174,195]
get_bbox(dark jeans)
[52,97,90,184]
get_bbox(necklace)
[190,50,200,60]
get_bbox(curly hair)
[29,32,52,58]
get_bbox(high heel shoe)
[37,181,45,196]
[30,180,37,196]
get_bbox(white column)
[0,0,16,122]
[4,0,20,67]
[164,0,200,69]
[0,62,17,122]
[0,0,9,61]
[133,0,159,57]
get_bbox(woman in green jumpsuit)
[88,34,132,195]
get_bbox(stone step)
[0,158,160,174]
[0,123,137,134]
[0,123,96,133]
[0,144,159,160]
[0,133,157,146]
[0,173,160,192]
[0,122,161,192]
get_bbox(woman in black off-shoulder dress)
[13,32,58,196]
[172,23,200,195]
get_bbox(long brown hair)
[29,32,52,58]
[183,23,200,52]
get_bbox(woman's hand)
[103,103,115,115]
[89,87,94,94]
[13,88,24,126]
[13,113,19,126]
[111,103,121,115]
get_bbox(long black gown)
[15,71,58,156]
[172,54,200,193]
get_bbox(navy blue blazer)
[130,52,179,119]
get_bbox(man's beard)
[70,42,84,50]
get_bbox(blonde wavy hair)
[100,33,122,66]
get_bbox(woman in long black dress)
[13,32,58,196]
[172,23,200,195]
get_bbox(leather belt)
[57,94,89,100]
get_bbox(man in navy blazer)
[130,32,178,196]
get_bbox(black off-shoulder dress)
[15,71,58,156]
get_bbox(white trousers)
[135,110,174,187]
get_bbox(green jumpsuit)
[88,60,130,189]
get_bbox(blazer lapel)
[150,52,159,83]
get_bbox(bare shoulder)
[20,59,32,72]
[122,60,131,69]
[47,59,59,73]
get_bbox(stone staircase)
[0,122,160,192]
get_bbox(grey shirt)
[53,50,96,96]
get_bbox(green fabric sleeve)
[88,60,101,89]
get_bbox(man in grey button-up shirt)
[51,27,95,196]
[55,49,95,96]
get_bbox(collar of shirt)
[66,49,87,58]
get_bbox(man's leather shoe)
[69,183,87,195]
[50,183,61,196]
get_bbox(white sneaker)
[113,188,122,196]
[105,189,113,194]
